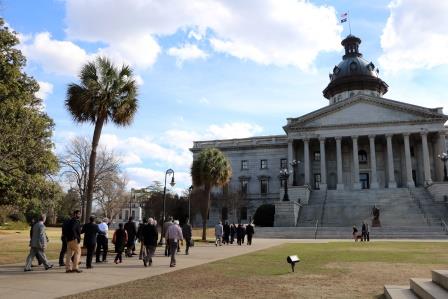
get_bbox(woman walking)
[112,223,128,264]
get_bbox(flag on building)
[340,12,348,23]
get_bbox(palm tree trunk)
[85,117,105,222]
[202,187,211,241]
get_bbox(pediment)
[286,95,447,130]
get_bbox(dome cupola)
[323,35,388,104]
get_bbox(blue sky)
[3,0,448,192]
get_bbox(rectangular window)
[241,179,248,194]
[410,146,415,157]
[119,212,122,220]
[260,179,268,194]
[313,151,321,161]
[314,174,321,190]
[221,207,228,221]
[280,158,288,169]
[131,210,135,218]
[260,159,268,169]
[125,210,129,221]
[241,160,248,170]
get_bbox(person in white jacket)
[214,221,223,246]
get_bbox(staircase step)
[384,285,418,299]
[432,270,448,291]
[410,278,448,299]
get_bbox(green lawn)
[63,241,448,299]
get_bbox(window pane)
[261,159,267,169]
[314,152,321,161]
[241,160,248,169]
[260,179,268,194]
[280,158,287,169]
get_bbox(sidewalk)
[0,239,294,299]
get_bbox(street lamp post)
[280,169,290,201]
[160,168,175,245]
[438,152,448,181]
[130,188,135,220]
[188,185,193,222]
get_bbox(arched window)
[358,150,368,164]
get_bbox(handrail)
[314,219,319,239]
[409,188,430,226]
[441,218,448,234]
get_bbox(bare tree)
[59,136,120,222]
[96,174,128,220]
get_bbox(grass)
[62,241,448,299]
[0,226,216,265]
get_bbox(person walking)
[124,217,137,257]
[81,216,100,269]
[59,218,70,267]
[182,218,193,255]
[137,218,148,260]
[241,224,246,244]
[361,221,367,242]
[112,223,128,264]
[246,222,255,245]
[163,217,173,256]
[29,218,44,267]
[230,223,236,244]
[24,214,53,272]
[223,221,230,245]
[165,220,183,267]
[214,221,223,246]
[142,218,158,267]
[64,210,82,273]
[236,224,244,245]
[96,217,109,263]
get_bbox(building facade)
[191,35,448,226]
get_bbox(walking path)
[0,238,311,299]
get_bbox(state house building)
[190,35,448,227]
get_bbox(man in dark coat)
[182,218,192,255]
[246,223,255,245]
[81,216,100,268]
[137,218,148,260]
[124,217,137,257]
[142,218,158,267]
[64,210,82,273]
[230,223,236,244]
[236,224,244,245]
[223,221,230,245]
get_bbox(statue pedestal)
[372,219,381,227]
[274,201,301,227]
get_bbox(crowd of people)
[214,221,255,246]
[24,210,256,272]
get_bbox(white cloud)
[21,32,90,76]
[35,81,53,100]
[120,152,143,166]
[206,122,263,140]
[125,167,191,192]
[167,44,208,66]
[379,0,448,72]
[64,0,342,70]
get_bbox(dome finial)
[341,35,362,59]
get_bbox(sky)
[2,0,448,193]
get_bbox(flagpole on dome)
[340,11,351,35]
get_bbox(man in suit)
[64,210,82,273]
[142,217,158,267]
[96,217,109,263]
[81,216,100,269]
[24,214,53,271]
[124,217,137,257]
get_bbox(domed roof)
[323,35,388,99]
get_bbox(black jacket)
[81,222,100,246]
[63,218,81,243]
[142,224,158,246]
[124,221,137,240]
[246,224,254,236]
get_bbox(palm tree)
[65,57,138,222]
[191,148,232,240]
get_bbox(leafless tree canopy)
[59,136,122,222]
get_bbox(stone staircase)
[384,270,448,298]
[296,190,326,226]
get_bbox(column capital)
[438,131,446,137]
[420,130,428,136]
[335,136,342,141]
[318,137,326,142]
[303,138,310,143]
[385,133,394,138]
[402,132,411,137]
[351,135,358,140]
[368,134,376,139]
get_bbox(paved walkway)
[0,238,308,299]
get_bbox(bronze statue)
[372,205,381,227]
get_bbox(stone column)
[368,135,379,189]
[421,131,433,185]
[319,137,327,190]
[435,132,447,181]
[403,133,415,188]
[386,134,397,188]
[304,138,310,185]
[287,139,294,185]
[352,136,361,190]
[335,137,344,190]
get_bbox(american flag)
[340,12,348,23]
